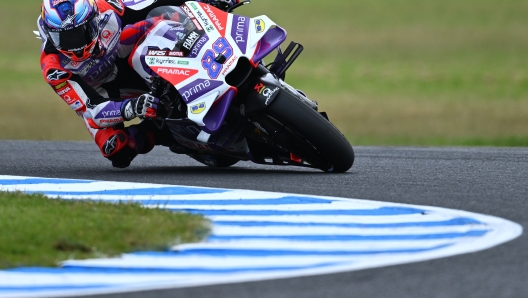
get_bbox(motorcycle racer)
[37,0,239,168]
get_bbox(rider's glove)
[121,94,160,121]
[198,0,240,11]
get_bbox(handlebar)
[227,0,251,13]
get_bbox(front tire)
[262,87,354,173]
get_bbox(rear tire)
[263,88,354,172]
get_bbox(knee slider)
[95,128,131,158]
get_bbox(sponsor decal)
[71,100,84,111]
[254,83,279,105]
[189,35,209,58]
[194,9,214,33]
[190,102,206,114]
[147,56,156,65]
[95,103,123,120]
[178,60,189,65]
[182,5,194,18]
[60,14,77,28]
[61,94,78,105]
[254,19,265,33]
[231,16,249,54]
[102,30,112,39]
[57,87,71,96]
[54,81,68,90]
[146,50,184,57]
[103,135,117,156]
[58,82,84,106]
[183,31,201,50]
[154,58,178,65]
[202,4,227,35]
[101,110,121,118]
[179,79,223,103]
[169,26,186,33]
[168,51,184,57]
[101,29,116,42]
[151,66,199,86]
[189,2,199,10]
[99,118,122,124]
[46,69,69,81]
[147,50,169,56]
[157,68,194,76]
[222,55,238,76]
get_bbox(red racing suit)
[37,0,189,166]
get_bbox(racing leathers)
[38,0,193,168]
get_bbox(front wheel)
[260,87,354,173]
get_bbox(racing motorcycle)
[130,1,354,172]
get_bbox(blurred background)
[1,0,527,146]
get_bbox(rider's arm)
[41,51,127,129]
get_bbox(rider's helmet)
[41,0,103,61]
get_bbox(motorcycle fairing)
[136,2,287,143]
[165,118,249,156]
[242,71,282,116]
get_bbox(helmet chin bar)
[60,39,104,62]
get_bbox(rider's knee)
[95,127,137,168]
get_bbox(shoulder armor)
[41,53,72,84]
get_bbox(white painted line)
[0,175,522,298]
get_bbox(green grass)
[1,0,528,146]
[0,191,209,268]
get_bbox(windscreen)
[146,5,205,54]
[146,5,191,25]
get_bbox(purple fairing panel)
[230,14,250,54]
[202,88,237,134]
[251,26,287,64]
[188,34,209,58]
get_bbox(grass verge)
[1,0,528,146]
[0,191,210,269]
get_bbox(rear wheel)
[257,87,354,172]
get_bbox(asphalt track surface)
[0,140,526,298]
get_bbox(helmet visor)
[47,15,100,52]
